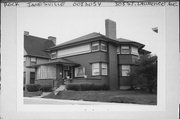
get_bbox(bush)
[66,83,81,91]
[26,84,41,92]
[66,83,109,91]
[40,85,52,92]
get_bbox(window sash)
[101,43,107,51]
[92,63,100,76]
[92,42,99,51]
[30,57,36,62]
[131,46,138,55]
[122,65,130,76]
[121,46,130,54]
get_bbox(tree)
[129,54,157,93]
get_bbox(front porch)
[28,58,79,88]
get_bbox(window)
[101,63,107,75]
[75,67,85,77]
[51,51,57,59]
[92,63,108,76]
[92,42,99,52]
[92,63,100,75]
[122,65,130,76]
[121,46,130,54]
[101,42,107,52]
[30,57,36,62]
[131,46,138,55]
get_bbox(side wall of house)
[24,56,49,85]
[64,51,109,85]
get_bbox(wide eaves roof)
[48,32,144,50]
[27,58,79,68]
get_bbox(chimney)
[48,36,56,45]
[105,19,116,39]
[24,31,29,36]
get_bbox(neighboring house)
[24,31,56,85]
[26,19,150,90]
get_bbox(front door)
[63,66,72,79]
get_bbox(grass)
[43,90,157,105]
[24,91,42,97]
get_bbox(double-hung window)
[92,42,99,52]
[131,46,138,55]
[92,63,100,75]
[92,63,108,76]
[121,46,130,54]
[101,63,107,75]
[100,42,107,52]
[121,65,130,76]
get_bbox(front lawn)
[24,91,42,97]
[43,90,157,105]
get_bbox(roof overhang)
[27,58,80,68]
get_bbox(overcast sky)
[17,7,165,55]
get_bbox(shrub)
[66,83,81,91]
[26,84,41,92]
[40,85,52,92]
[66,83,109,91]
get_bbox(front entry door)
[63,66,72,79]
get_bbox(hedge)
[66,83,109,91]
[26,84,41,92]
[40,85,52,92]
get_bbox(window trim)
[30,57,37,63]
[91,42,100,52]
[100,42,107,52]
[121,45,130,54]
[74,66,85,77]
[92,62,108,76]
[121,65,131,76]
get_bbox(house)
[25,19,150,90]
[24,31,56,85]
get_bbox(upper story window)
[30,57,37,64]
[100,42,107,52]
[121,65,130,76]
[121,46,130,54]
[91,42,100,52]
[51,51,57,59]
[30,57,37,63]
[131,46,139,55]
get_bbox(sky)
[17,7,165,55]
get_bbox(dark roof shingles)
[24,35,55,58]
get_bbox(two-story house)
[26,19,150,90]
[24,32,56,85]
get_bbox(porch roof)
[27,58,80,68]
